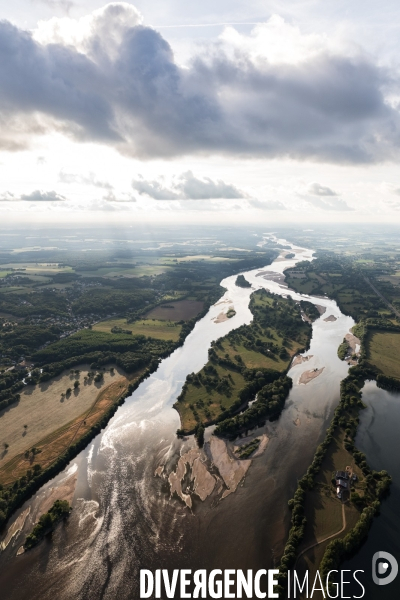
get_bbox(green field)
[175,367,246,432]
[93,317,182,341]
[367,330,400,379]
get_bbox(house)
[336,473,350,499]
[336,478,349,490]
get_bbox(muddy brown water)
[0,238,357,599]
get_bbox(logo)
[372,551,398,586]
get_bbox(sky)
[2,0,400,224]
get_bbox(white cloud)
[132,171,248,199]
[247,198,286,210]
[59,169,113,189]
[306,197,353,211]
[21,190,66,201]
[103,191,137,202]
[307,182,338,196]
[0,191,16,201]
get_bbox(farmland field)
[93,317,182,341]
[367,330,400,379]
[145,299,204,321]
[0,366,125,469]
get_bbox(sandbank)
[0,507,30,551]
[345,332,360,354]
[299,367,325,385]
[291,354,313,367]
[209,437,251,499]
[168,447,216,508]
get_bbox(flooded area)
[0,237,357,599]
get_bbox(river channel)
[0,237,356,599]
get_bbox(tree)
[195,425,205,448]
[74,381,79,389]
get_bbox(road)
[363,276,400,319]
[295,503,346,566]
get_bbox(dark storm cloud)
[1,4,400,162]
[132,170,247,199]
[21,190,66,201]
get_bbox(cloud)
[307,182,338,196]
[132,171,248,199]
[103,191,136,202]
[0,191,16,201]
[247,198,286,210]
[59,170,113,189]
[132,177,181,200]
[21,190,66,201]
[177,171,247,199]
[307,197,353,211]
[0,6,399,163]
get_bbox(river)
[0,237,357,599]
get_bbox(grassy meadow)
[367,330,400,379]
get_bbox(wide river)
[1,236,393,599]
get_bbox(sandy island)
[291,354,313,367]
[168,447,216,508]
[214,299,232,306]
[9,470,77,556]
[233,434,269,458]
[165,432,271,507]
[256,271,287,285]
[214,311,229,323]
[213,306,235,323]
[209,437,251,499]
[324,315,338,322]
[299,367,325,385]
[0,507,30,551]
